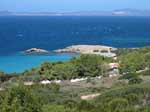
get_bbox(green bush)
[128,77,143,85]
[0,85,41,112]
[141,70,150,76]
[119,72,139,80]
[108,98,129,111]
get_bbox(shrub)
[108,98,129,111]
[128,77,143,85]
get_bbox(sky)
[0,0,150,12]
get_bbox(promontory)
[54,45,117,57]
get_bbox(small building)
[109,63,119,69]
[92,49,116,58]
[108,63,120,77]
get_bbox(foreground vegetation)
[0,46,149,112]
[0,82,150,112]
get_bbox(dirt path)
[81,93,101,100]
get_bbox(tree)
[119,51,146,74]
[70,54,111,77]
[50,62,78,80]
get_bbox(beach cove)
[0,53,78,73]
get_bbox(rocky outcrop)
[54,45,117,57]
[24,48,48,54]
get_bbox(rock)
[24,48,48,54]
[54,45,117,57]
[40,80,51,85]
[24,81,34,86]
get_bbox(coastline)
[0,45,149,74]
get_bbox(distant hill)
[0,9,150,16]
[112,9,150,16]
[0,11,13,16]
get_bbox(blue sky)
[0,0,150,12]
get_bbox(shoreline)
[0,45,149,74]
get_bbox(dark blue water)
[0,16,150,55]
[0,16,150,73]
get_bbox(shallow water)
[0,53,77,73]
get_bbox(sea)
[0,16,150,73]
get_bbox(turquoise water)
[0,53,77,73]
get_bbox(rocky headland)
[54,45,117,57]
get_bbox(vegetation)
[119,50,148,74]
[0,82,150,112]
[128,77,143,84]
[0,46,149,112]
[0,85,41,112]
[22,54,112,80]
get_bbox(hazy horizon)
[0,0,150,12]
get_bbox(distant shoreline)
[1,9,150,16]
[1,15,150,17]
